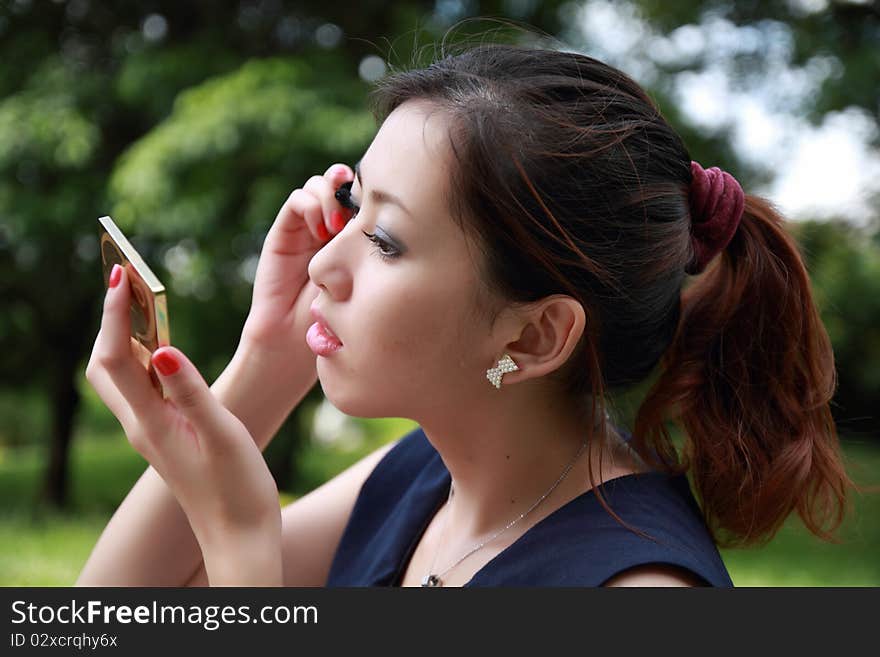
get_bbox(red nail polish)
[108,264,122,288]
[152,350,180,376]
[317,223,330,241]
[331,210,345,233]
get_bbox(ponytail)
[632,195,854,547]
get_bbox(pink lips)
[307,305,343,356]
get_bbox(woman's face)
[307,101,501,419]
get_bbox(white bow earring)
[486,353,519,389]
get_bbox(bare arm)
[76,341,317,587]
[77,163,359,587]
[183,437,399,586]
[603,564,705,587]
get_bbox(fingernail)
[330,210,345,233]
[152,350,180,376]
[108,264,122,288]
[317,223,330,241]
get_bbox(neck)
[415,384,637,545]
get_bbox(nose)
[307,221,354,300]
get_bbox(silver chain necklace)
[421,439,589,587]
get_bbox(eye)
[362,231,400,261]
[338,181,401,261]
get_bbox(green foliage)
[791,220,880,431]
[102,54,376,386]
[635,0,880,130]
[114,43,241,122]
[1,0,878,510]
[0,59,99,173]
[293,417,419,496]
[0,389,50,450]
[109,57,375,239]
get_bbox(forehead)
[358,101,453,211]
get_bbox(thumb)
[151,346,228,438]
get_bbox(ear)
[493,295,585,385]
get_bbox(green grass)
[0,435,150,586]
[720,439,880,586]
[0,510,111,586]
[0,423,877,586]
[0,417,418,587]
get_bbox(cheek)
[329,250,487,399]
[361,291,469,379]
[375,302,448,363]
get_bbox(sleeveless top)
[326,426,734,587]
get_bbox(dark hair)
[369,43,854,547]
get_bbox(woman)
[77,44,852,587]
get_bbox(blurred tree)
[791,219,880,438]
[642,0,880,435]
[636,0,880,128]
[0,1,570,507]
[560,0,880,434]
[107,54,377,493]
[2,0,877,508]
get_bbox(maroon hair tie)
[686,161,745,274]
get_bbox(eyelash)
[362,230,400,261]
[336,181,401,262]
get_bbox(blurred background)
[1,0,878,586]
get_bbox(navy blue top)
[326,426,733,587]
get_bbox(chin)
[316,357,416,419]
[317,379,379,419]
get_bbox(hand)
[86,265,282,557]
[241,163,355,353]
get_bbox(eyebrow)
[354,160,413,218]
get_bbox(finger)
[150,346,233,453]
[305,165,356,237]
[85,338,137,431]
[97,265,166,425]
[302,174,347,238]
[323,163,356,233]
[268,187,327,248]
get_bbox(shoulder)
[473,471,734,587]
[603,563,708,587]
[588,473,730,587]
